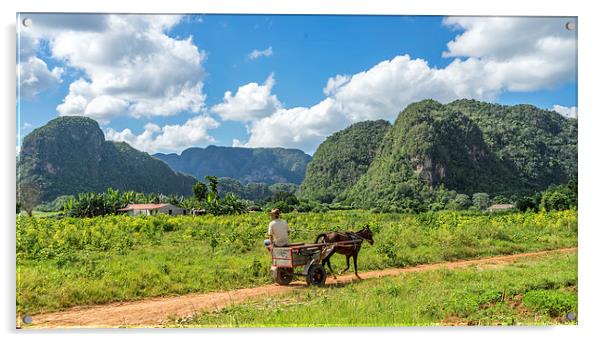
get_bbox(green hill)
[18,116,197,201]
[324,100,576,209]
[298,120,391,202]
[154,146,311,185]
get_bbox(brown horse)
[314,225,374,279]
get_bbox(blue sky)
[17,14,577,154]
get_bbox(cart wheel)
[306,264,327,286]
[275,268,294,285]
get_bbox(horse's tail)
[315,233,327,244]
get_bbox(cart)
[267,240,360,286]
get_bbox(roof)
[118,203,172,211]
[487,204,515,210]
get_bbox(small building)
[487,204,515,212]
[118,203,186,216]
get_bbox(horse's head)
[359,225,374,245]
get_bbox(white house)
[118,203,186,216]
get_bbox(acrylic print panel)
[16,13,577,328]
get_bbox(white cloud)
[248,46,273,60]
[552,105,578,118]
[235,17,577,153]
[17,56,63,98]
[323,74,350,96]
[211,73,281,121]
[443,17,576,91]
[20,14,206,123]
[105,115,219,154]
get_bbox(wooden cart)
[267,240,360,286]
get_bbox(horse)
[314,225,374,280]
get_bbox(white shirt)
[268,219,289,247]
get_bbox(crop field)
[170,253,577,327]
[17,209,577,317]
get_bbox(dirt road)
[25,247,577,328]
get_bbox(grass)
[169,253,577,327]
[16,209,577,315]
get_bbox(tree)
[472,193,490,211]
[19,182,41,216]
[516,195,539,212]
[492,195,510,204]
[205,176,219,200]
[192,181,208,202]
[270,191,299,206]
[454,194,472,210]
[540,190,571,211]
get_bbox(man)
[267,208,289,247]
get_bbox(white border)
[2,1,600,342]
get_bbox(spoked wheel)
[275,268,294,285]
[306,264,327,286]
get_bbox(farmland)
[17,209,577,317]
[171,252,577,327]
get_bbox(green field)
[170,253,577,327]
[17,209,577,316]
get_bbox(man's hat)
[270,208,281,216]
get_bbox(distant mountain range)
[154,146,311,185]
[18,99,577,206]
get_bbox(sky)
[17,14,577,155]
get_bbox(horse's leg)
[326,258,337,279]
[322,250,337,279]
[341,255,351,274]
[353,254,362,280]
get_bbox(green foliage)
[216,177,298,203]
[540,180,577,211]
[523,290,577,317]
[298,120,391,203]
[472,193,491,211]
[303,99,577,210]
[447,194,471,210]
[172,253,577,327]
[192,182,208,202]
[154,145,311,185]
[17,116,197,201]
[16,209,577,314]
[516,177,577,212]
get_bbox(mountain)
[297,120,391,203]
[216,177,299,202]
[18,116,197,201]
[154,146,311,185]
[319,99,576,209]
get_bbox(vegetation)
[17,116,197,202]
[292,100,576,211]
[154,145,311,185]
[17,209,577,314]
[216,177,299,203]
[18,181,41,216]
[298,120,391,203]
[171,253,576,327]
[516,177,577,212]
